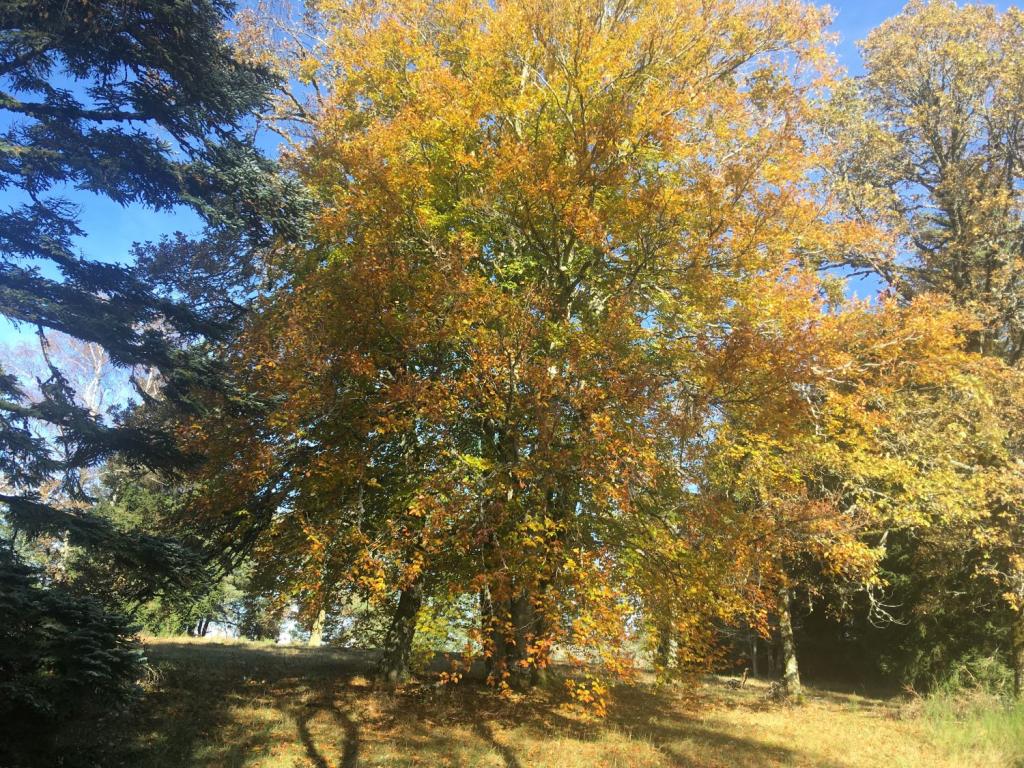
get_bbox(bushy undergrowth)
[930,653,1016,698]
[0,544,144,768]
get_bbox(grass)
[917,692,1024,767]
[107,636,1021,768]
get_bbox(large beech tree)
[184,0,1003,705]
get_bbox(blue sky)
[830,1,1016,73]
[829,0,907,75]
[1,0,1017,346]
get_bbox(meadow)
[106,637,1023,768]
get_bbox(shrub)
[0,544,144,767]
[934,653,1016,698]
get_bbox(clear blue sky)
[829,0,1016,73]
[1,0,1018,344]
[829,0,908,75]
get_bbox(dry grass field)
[108,637,1022,768]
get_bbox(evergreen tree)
[0,542,142,768]
[0,1,302,762]
[0,0,300,574]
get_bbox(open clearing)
[100,637,1017,768]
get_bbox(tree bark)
[483,583,548,689]
[1012,608,1024,699]
[777,584,802,700]
[655,620,673,672]
[481,588,504,681]
[508,591,534,690]
[308,607,326,647]
[377,581,423,683]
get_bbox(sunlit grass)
[111,636,1015,768]
[918,692,1024,768]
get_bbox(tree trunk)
[531,657,549,687]
[199,617,210,637]
[751,632,760,678]
[481,589,504,681]
[777,585,802,700]
[1012,608,1024,699]
[483,583,548,689]
[655,620,673,672]
[308,607,326,647]
[377,581,423,683]
[508,591,534,690]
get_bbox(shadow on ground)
[113,641,872,768]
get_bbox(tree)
[196,0,895,700]
[828,0,1024,360]
[827,0,1024,696]
[0,0,284,568]
[0,542,142,768]
[0,0,298,759]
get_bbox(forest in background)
[2,0,1024,765]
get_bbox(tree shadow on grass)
[802,687,904,714]
[120,642,865,768]
[117,641,371,768]
[473,719,523,768]
[295,690,361,768]
[378,674,858,768]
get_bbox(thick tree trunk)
[308,607,326,647]
[508,591,534,690]
[481,589,505,681]
[483,583,548,689]
[377,582,423,683]
[483,587,515,684]
[1012,608,1024,699]
[777,585,802,700]
[751,633,760,678]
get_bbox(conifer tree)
[0,0,298,572]
[0,1,300,762]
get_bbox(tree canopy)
[171,0,1023,704]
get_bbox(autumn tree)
[195,0,900,695]
[826,0,1024,696]
[751,296,1007,698]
